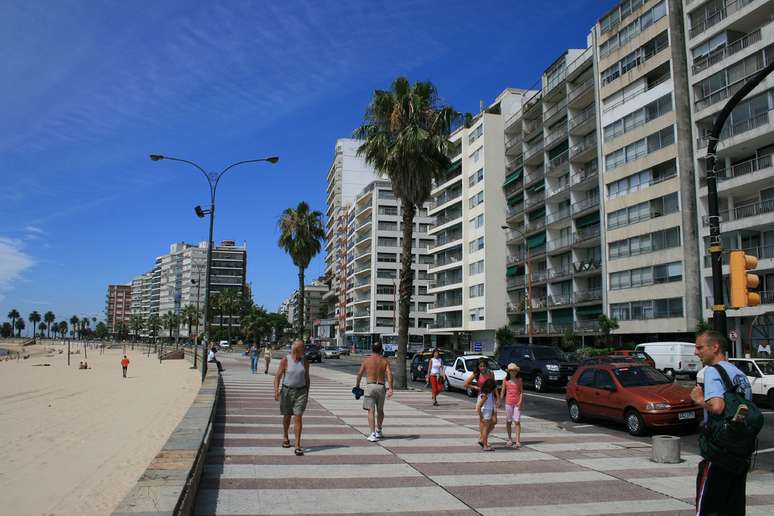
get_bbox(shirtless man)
[355,341,393,442]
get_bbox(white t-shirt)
[429,357,443,375]
[208,350,215,361]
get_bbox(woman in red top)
[499,363,523,448]
[463,357,495,396]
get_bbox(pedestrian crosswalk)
[195,356,774,515]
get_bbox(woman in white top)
[426,349,445,406]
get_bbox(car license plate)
[687,363,696,369]
[678,411,695,421]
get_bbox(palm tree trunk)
[298,266,305,339]
[396,202,416,390]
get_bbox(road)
[317,354,774,472]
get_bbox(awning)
[575,212,600,228]
[507,191,524,206]
[503,168,523,187]
[528,207,545,219]
[551,308,573,322]
[526,232,546,248]
[506,265,522,277]
[576,305,602,316]
[526,181,545,194]
[533,312,548,322]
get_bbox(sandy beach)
[0,341,200,516]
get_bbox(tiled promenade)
[195,356,774,515]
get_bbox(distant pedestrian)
[274,339,310,456]
[499,363,523,448]
[426,349,444,406]
[121,355,130,378]
[463,357,495,396]
[263,345,272,374]
[691,330,754,515]
[476,378,498,451]
[248,344,258,374]
[757,341,771,358]
[355,341,393,442]
[208,346,224,373]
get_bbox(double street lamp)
[150,154,279,381]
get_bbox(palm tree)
[7,309,20,334]
[182,305,198,340]
[277,201,325,339]
[130,315,144,343]
[354,76,458,389]
[69,316,80,339]
[58,321,68,339]
[38,322,47,337]
[210,292,224,335]
[161,311,177,342]
[28,311,41,340]
[81,317,90,338]
[15,319,25,337]
[44,311,56,338]
[220,289,240,343]
[147,314,161,347]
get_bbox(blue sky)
[0,0,615,324]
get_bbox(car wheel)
[533,374,546,393]
[444,378,452,392]
[568,400,583,423]
[768,388,774,409]
[625,409,647,436]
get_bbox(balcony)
[705,291,774,308]
[689,0,756,39]
[507,254,526,265]
[571,163,599,188]
[507,301,526,314]
[697,110,772,149]
[572,196,599,215]
[545,126,568,149]
[576,224,601,243]
[523,92,542,120]
[711,198,774,225]
[435,210,463,227]
[703,243,774,268]
[546,181,570,199]
[548,235,574,252]
[529,244,547,258]
[505,133,524,155]
[506,203,525,219]
[525,218,546,233]
[695,62,769,113]
[507,276,526,290]
[524,119,543,139]
[575,288,603,303]
[524,140,545,163]
[569,104,596,135]
[546,150,569,174]
[548,266,573,281]
[567,77,594,108]
[430,189,462,210]
[435,230,463,247]
[570,135,597,161]
[543,98,568,125]
[692,28,762,74]
[525,195,545,210]
[548,293,573,307]
[546,207,571,225]
[575,319,600,332]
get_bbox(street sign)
[473,341,482,353]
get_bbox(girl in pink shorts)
[499,363,523,448]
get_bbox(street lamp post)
[150,154,279,381]
[191,262,204,369]
[502,225,533,345]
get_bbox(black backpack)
[698,364,763,475]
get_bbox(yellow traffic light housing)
[729,250,760,308]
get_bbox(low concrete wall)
[111,363,221,516]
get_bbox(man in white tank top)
[274,340,310,456]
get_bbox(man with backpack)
[691,330,761,515]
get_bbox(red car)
[609,349,656,368]
[565,363,701,436]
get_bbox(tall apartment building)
[591,0,701,340]
[106,284,132,334]
[345,180,435,350]
[428,90,522,353]
[287,280,330,338]
[130,271,153,325]
[323,139,379,346]
[503,45,605,343]
[683,0,774,349]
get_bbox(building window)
[600,30,668,86]
[468,124,483,144]
[377,252,397,263]
[469,284,484,298]
[609,261,682,290]
[469,259,484,276]
[469,307,485,321]
[376,301,394,311]
[378,189,395,199]
[469,191,484,209]
[377,269,397,279]
[377,237,398,247]
[610,297,682,320]
[470,213,484,229]
[608,226,680,259]
[376,285,395,295]
[607,192,678,230]
[606,159,677,198]
[605,125,674,171]
[377,221,397,231]
[471,147,483,163]
[469,168,484,187]
[469,236,485,253]
[604,93,672,142]
[379,206,398,216]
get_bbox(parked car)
[336,347,350,356]
[304,345,322,363]
[410,350,455,382]
[444,355,506,396]
[323,346,340,359]
[498,344,578,392]
[218,340,231,349]
[609,349,656,368]
[634,342,701,378]
[582,356,641,366]
[697,358,774,407]
[566,362,701,436]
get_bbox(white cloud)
[0,238,34,303]
[23,225,44,234]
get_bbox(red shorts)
[429,375,443,396]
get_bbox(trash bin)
[651,435,681,464]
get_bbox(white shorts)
[505,404,521,423]
[480,409,494,422]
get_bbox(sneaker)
[367,433,379,442]
[374,429,383,439]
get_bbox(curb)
[111,365,222,516]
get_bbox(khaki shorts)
[363,383,386,412]
[280,385,308,416]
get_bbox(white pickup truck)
[443,355,506,397]
[697,358,774,406]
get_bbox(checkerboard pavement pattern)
[195,356,774,515]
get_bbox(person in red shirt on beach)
[121,355,129,378]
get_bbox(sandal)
[505,440,514,448]
[282,440,291,448]
[515,442,522,449]
[477,441,484,448]
[294,447,304,456]
[482,446,495,452]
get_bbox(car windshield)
[465,358,499,371]
[631,351,649,361]
[755,360,774,375]
[533,348,562,361]
[613,366,672,387]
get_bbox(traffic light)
[729,250,760,308]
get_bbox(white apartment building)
[428,90,521,353]
[683,0,774,350]
[345,180,435,351]
[287,280,330,338]
[503,45,605,343]
[323,139,379,346]
[591,0,701,340]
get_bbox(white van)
[634,342,701,378]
